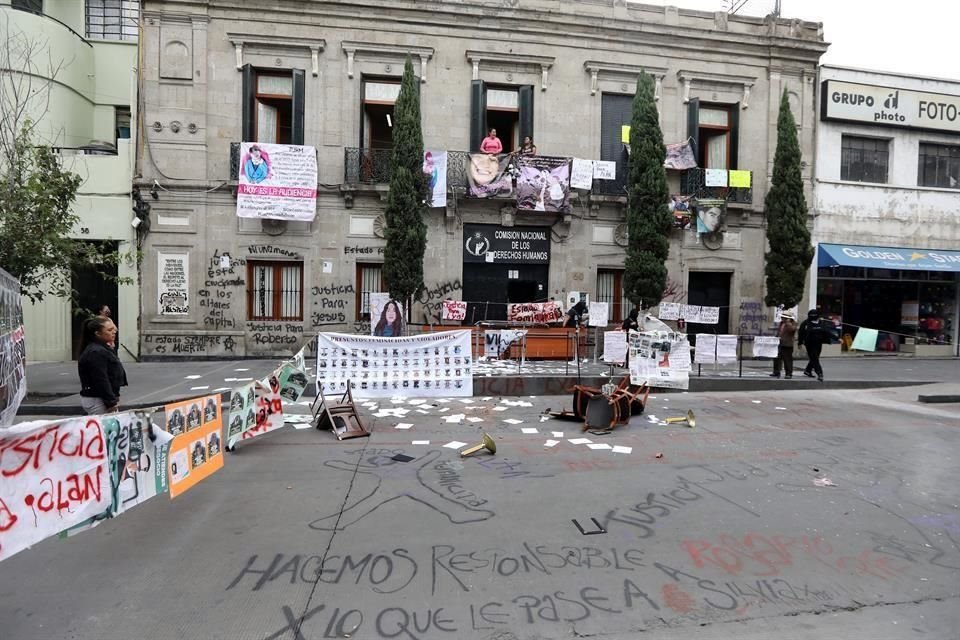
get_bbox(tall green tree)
[623,72,672,309]
[382,56,428,322]
[764,89,814,308]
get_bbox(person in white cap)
[770,310,797,378]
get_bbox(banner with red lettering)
[441,299,467,321]
[227,377,285,449]
[506,301,564,324]
[0,417,110,561]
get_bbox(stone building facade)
[137,0,826,358]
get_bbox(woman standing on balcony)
[518,136,537,156]
[480,128,502,154]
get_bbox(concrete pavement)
[2,384,959,639]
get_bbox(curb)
[17,378,935,417]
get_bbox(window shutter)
[729,102,740,170]
[241,64,255,143]
[291,68,306,145]
[470,79,487,152]
[518,85,534,141]
[686,97,700,159]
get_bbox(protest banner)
[466,153,512,198]
[316,330,473,398]
[516,155,571,213]
[570,158,594,190]
[236,142,318,222]
[0,267,25,427]
[106,412,172,515]
[592,160,616,180]
[423,150,447,208]
[699,306,720,325]
[694,334,717,364]
[484,330,526,358]
[752,336,780,359]
[369,293,405,337]
[658,302,680,321]
[506,301,564,324]
[277,361,308,403]
[441,299,467,321]
[226,382,257,442]
[166,394,225,499]
[588,302,609,327]
[157,252,189,316]
[602,331,627,363]
[716,334,739,363]
[0,417,111,561]
[628,331,691,390]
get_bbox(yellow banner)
[166,394,224,498]
[621,125,631,144]
[728,169,752,188]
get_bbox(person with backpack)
[798,309,832,381]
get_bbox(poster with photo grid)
[315,330,473,398]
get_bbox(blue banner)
[818,243,960,272]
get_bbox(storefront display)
[816,246,958,355]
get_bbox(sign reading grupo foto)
[821,80,960,133]
[462,223,550,264]
[158,253,189,315]
[236,142,318,221]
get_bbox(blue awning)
[818,243,960,272]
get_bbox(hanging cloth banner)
[752,336,780,358]
[664,140,698,170]
[516,155,571,213]
[441,300,467,321]
[506,301,564,324]
[236,142,318,222]
[467,153,513,198]
[164,394,225,499]
[316,330,474,398]
[570,158,595,190]
[423,150,447,208]
[628,331,691,390]
[0,417,111,562]
[0,267,25,427]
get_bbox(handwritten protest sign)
[0,417,111,561]
[603,331,627,363]
[506,301,564,324]
[441,299,467,321]
[236,142,318,221]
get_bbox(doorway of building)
[687,271,731,337]
[507,279,538,304]
[71,241,119,359]
[463,264,549,323]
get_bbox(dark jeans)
[804,343,823,377]
[774,345,793,376]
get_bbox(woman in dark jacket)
[78,316,128,415]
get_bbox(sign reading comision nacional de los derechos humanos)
[821,79,960,134]
[462,223,550,265]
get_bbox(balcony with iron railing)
[679,168,753,204]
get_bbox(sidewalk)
[16,354,959,417]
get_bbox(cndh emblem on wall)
[464,231,490,258]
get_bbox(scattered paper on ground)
[568,438,592,445]
[292,423,313,430]
[444,414,465,423]
[521,428,538,434]
[539,415,551,422]
[395,423,413,430]
[185,375,202,380]
[752,400,762,404]
[776,406,787,411]
[412,440,430,445]
[814,477,837,487]
[552,431,564,438]
[544,440,560,447]
[612,445,633,454]
[443,441,467,449]
[588,443,613,450]
[190,386,209,390]
[493,406,508,412]
[504,418,523,425]
[467,417,483,423]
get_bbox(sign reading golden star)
[909,252,928,261]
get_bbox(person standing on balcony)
[480,128,502,154]
[518,136,537,156]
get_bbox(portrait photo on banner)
[467,153,513,199]
[369,293,406,337]
[236,142,318,222]
[516,156,571,213]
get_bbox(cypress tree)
[623,72,671,309]
[764,89,814,307]
[382,57,428,319]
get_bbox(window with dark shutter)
[240,67,306,145]
[840,135,889,183]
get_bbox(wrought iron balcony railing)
[344,147,393,185]
[680,167,753,204]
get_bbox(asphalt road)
[2,383,959,639]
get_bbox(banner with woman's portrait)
[369,294,405,337]
[516,156,571,213]
[466,153,513,199]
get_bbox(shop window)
[687,99,740,170]
[596,269,626,324]
[356,263,383,321]
[241,65,305,145]
[247,261,303,321]
[840,135,888,183]
[918,142,960,189]
[86,0,140,41]
[470,80,534,153]
[918,282,956,345]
